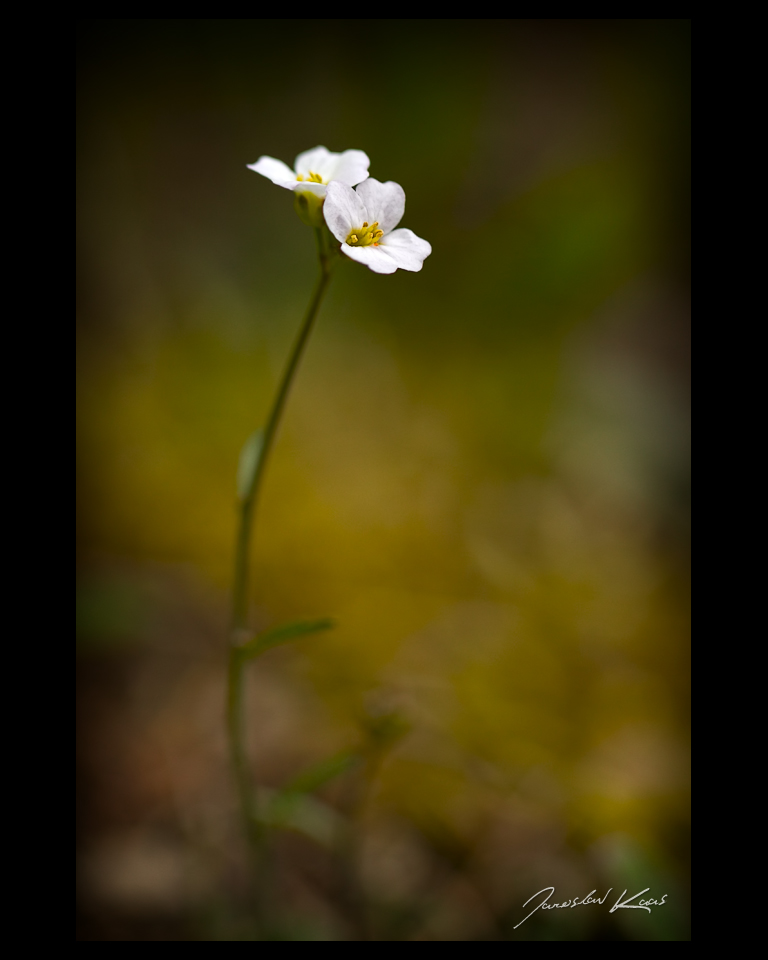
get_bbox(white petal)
[341,244,399,274]
[354,179,405,234]
[295,146,333,178]
[328,150,370,186]
[378,228,432,272]
[291,180,328,197]
[323,181,368,242]
[247,156,297,187]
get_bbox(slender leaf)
[236,428,264,501]
[237,617,334,661]
[284,750,359,795]
[254,787,346,847]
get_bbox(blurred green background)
[76,19,690,940]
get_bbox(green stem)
[226,649,251,828]
[227,237,334,884]
[231,258,332,634]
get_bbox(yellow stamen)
[345,219,386,247]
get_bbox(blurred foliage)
[77,19,689,940]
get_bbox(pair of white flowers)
[248,146,431,275]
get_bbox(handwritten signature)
[514,886,668,929]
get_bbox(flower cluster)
[248,146,431,274]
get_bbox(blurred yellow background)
[77,19,690,940]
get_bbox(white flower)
[247,146,370,198]
[323,179,432,274]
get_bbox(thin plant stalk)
[227,227,334,871]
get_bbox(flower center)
[346,221,384,247]
[295,171,325,183]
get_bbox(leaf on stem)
[253,751,356,846]
[236,428,264,501]
[237,617,335,661]
[285,750,359,795]
[254,787,346,847]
